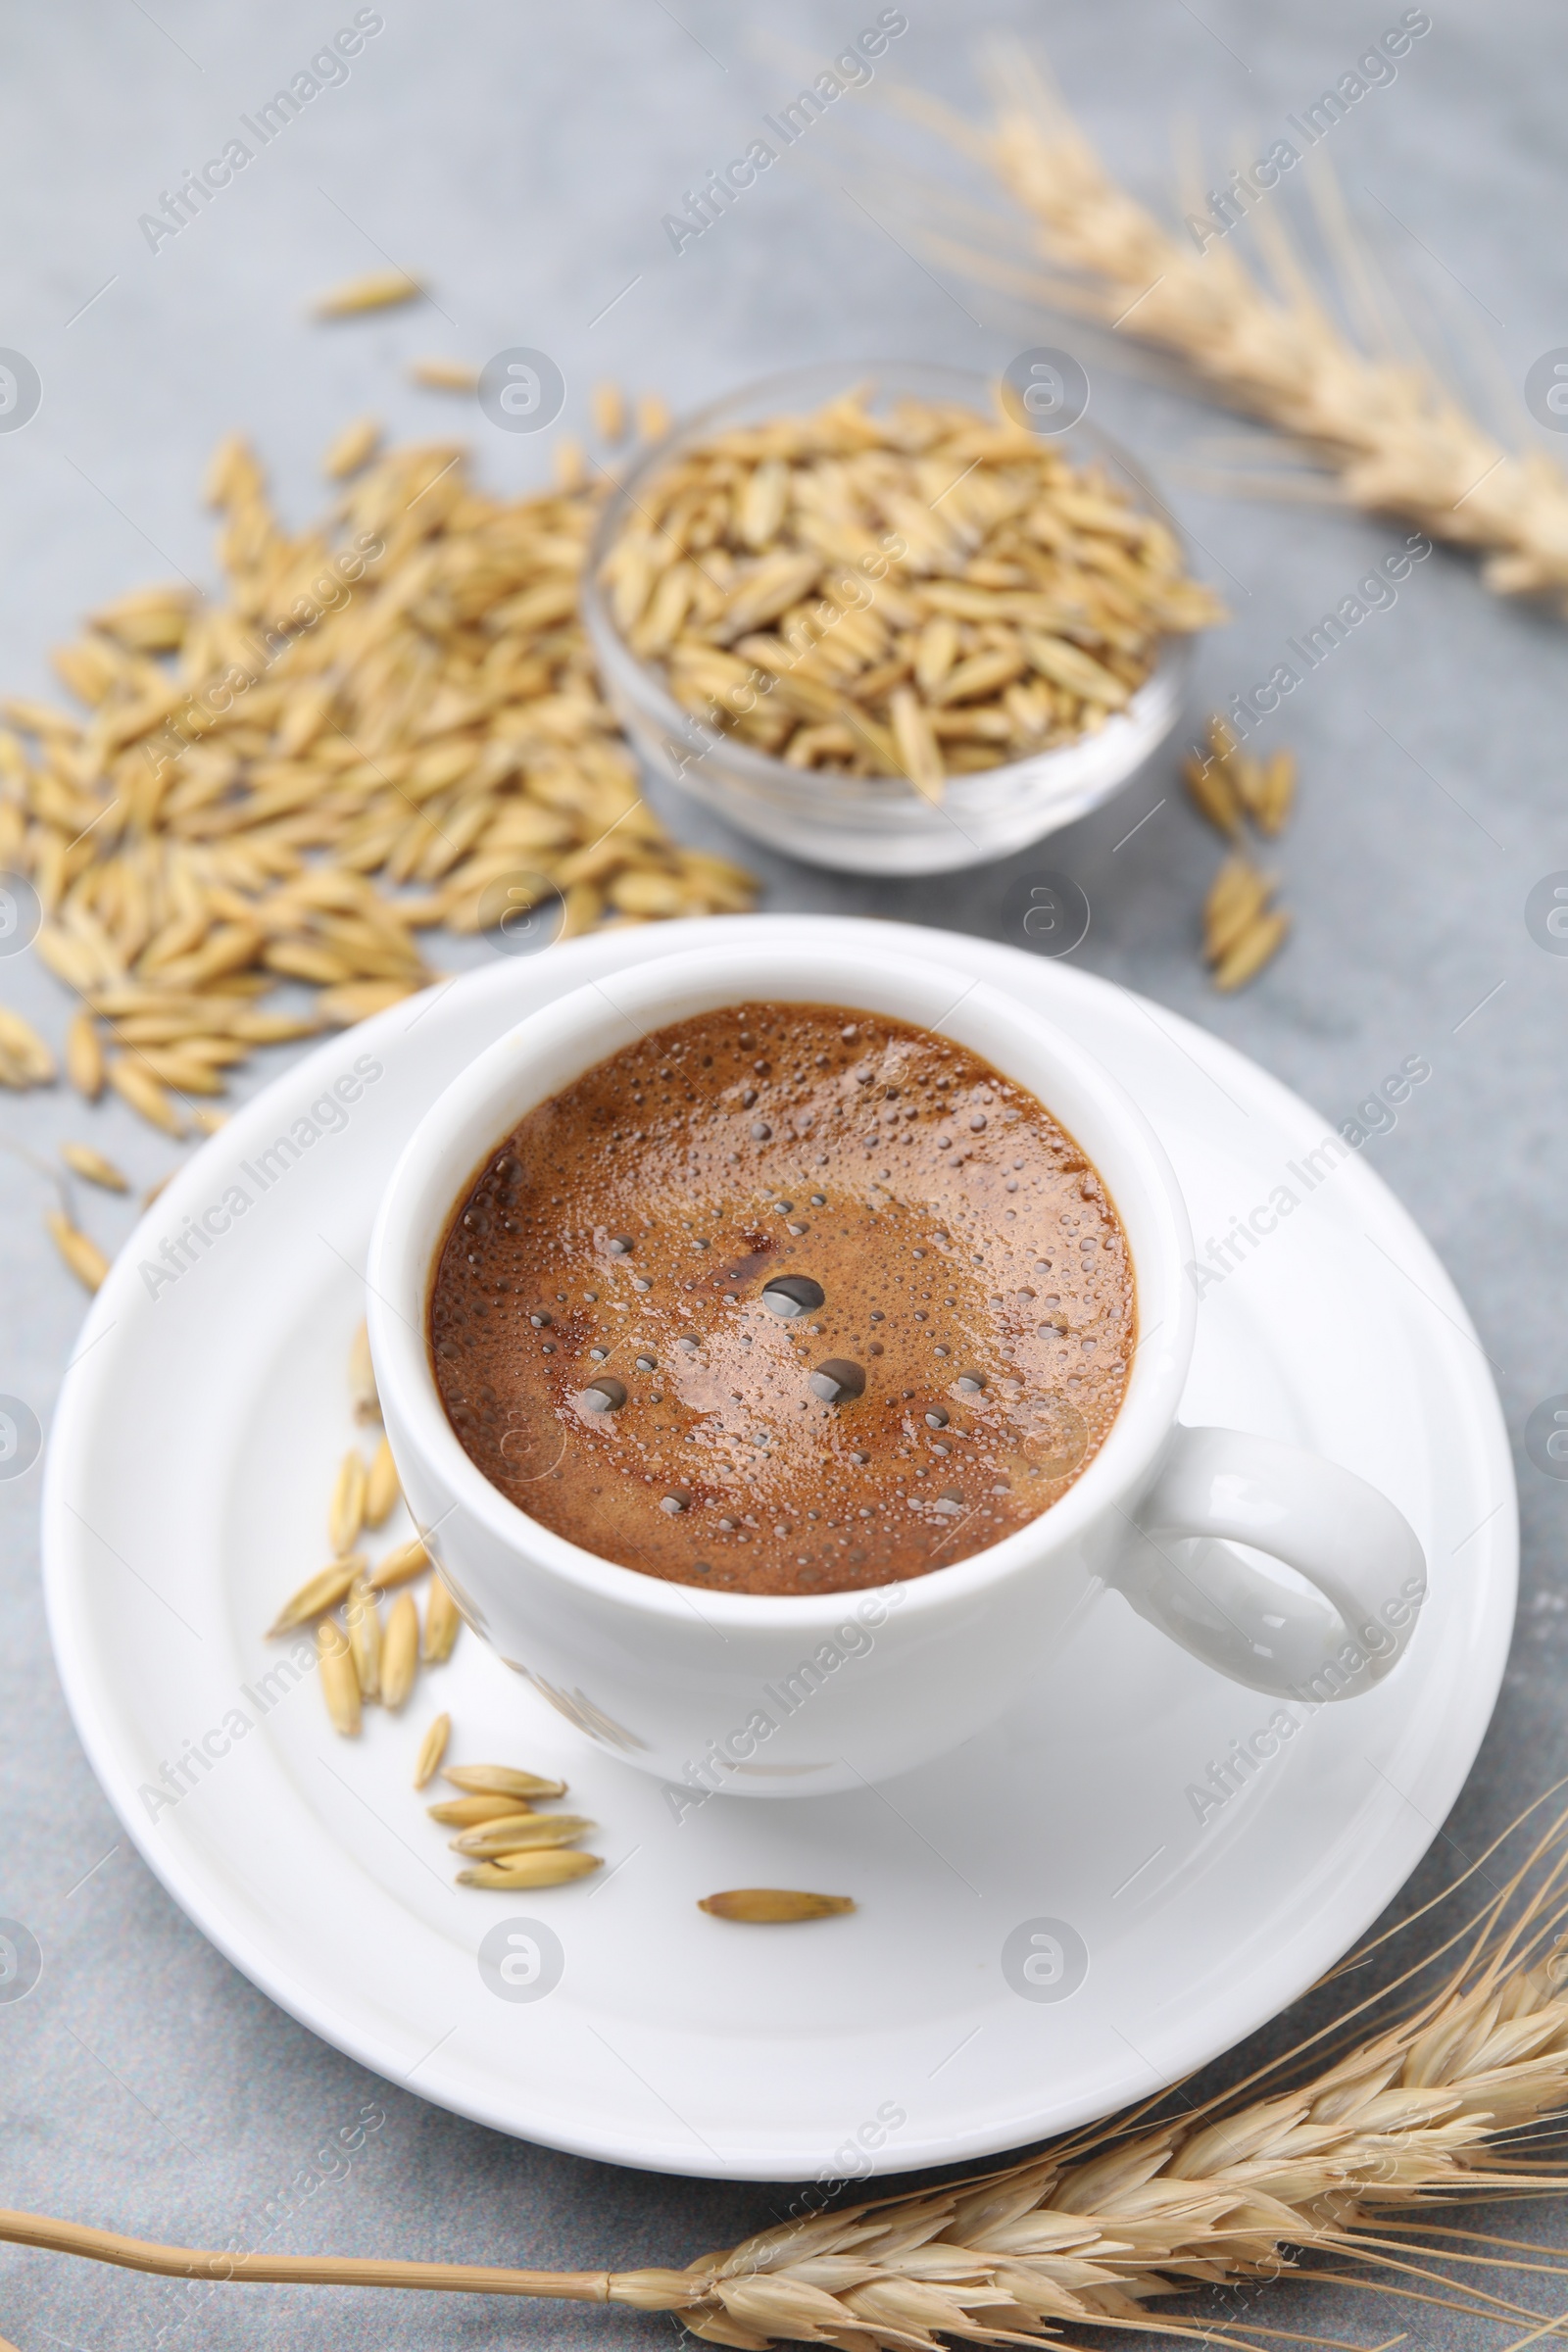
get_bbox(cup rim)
[579,358,1191,815]
[367,938,1197,1630]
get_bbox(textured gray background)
[3,2,1568,2345]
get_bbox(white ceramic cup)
[368,942,1427,1800]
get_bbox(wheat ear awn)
[13,1798,1568,2338]
[909,49,1568,614]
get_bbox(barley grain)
[1259,745,1297,834]
[413,1711,450,1789]
[601,385,1221,790]
[422,1574,461,1662]
[364,1433,399,1528]
[61,1143,128,1191]
[133,1047,225,1093]
[408,358,479,392]
[426,1793,523,1826]
[317,979,421,1023]
[322,416,382,479]
[313,270,422,318]
[888,689,945,801]
[635,391,671,442]
[348,1320,379,1423]
[106,1055,184,1136]
[318,1619,362,1737]
[46,1209,109,1292]
[65,1011,104,1100]
[1201,855,1275,965]
[327,1448,368,1556]
[1182,749,1243,838]
[698,1889,857,1923]
[380,1591,418,1710]
[1212,906,1290,992]
[90,585,192,652]
[368,1536,428,1591]
[0,421,756,1138]
[0,1007,55,1083]
[444,1764,566,1800]
[457,1850,601,1889]
[268,1556,364,1638]
[592,382,627,443]
[345,1577,382,1701]
[452,1814,598,1857]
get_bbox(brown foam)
[430,1003,1135,1596]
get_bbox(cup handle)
[1108,1425,1428,1702]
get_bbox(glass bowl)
[581,361,1195,877]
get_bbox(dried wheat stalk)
[0,416,755,1142]
[904,52,1568,612]
[10,1807,1568,2344]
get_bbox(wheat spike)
[16,1809,1568,2338]
[919,50,1568,613]
[12,1796,1568,2332]
[15,1831,1568,2336]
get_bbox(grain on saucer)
[458,1850,601,1889]
[368,1536,429,1592]
[326,1447,368,1557]
[451,1814,598,1857]
[345,1577,382,1702]
[379,1592,419,1711]
[364,1432,400,1529]
[422,1574,461,1662]
[444,1763,566,1800]
[698,1889,857,1923]
[267,1556,363,1639]
[317,1618,362,1737]
[413,1711,450,1790]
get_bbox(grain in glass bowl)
[581,363,1223,875]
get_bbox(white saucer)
[42,917,1516,2182]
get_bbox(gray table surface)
[4,3,1567,2346]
